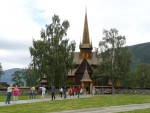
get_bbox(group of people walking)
[60,86,82,98]
[5,84,84,104]
[37,85,83,100]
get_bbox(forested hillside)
[128,42,150,68]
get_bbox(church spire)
[82,8,90,44]
[79,8,93,50]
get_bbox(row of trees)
[8,15,150,90]
[11,62,150,88]
[128,63,150,88]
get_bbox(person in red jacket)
[72,86,75,96]
[69,87,72,97]
[13,85,19,103]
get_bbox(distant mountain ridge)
[128,42,150,68]
[1,68,22,85]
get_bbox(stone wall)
[95,87,150,95]
[116,88,150,94]
[0,87,32,96]
[1,87,150,95]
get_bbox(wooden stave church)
[41,11,121,94]
[67,11,102,94]
[41,11,114,93]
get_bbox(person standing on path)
[63,86,67,99]
[72,86,75,96]
[39,85,46,99]
[77,86,81,98]
[92,86,96,95]
[60,87,63,98]
[69,87,72,97]
[30,86,35,99]
[5,84,13,104]
[51,85,56,100]
[13,85,19,103]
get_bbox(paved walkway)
[1,95,150,113]
[0,94,92,106]
[53,103,150,113]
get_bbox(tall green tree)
[11,70,24,86]
[22,64,40,87]
[29,15,76,87]
[131,63,150,88]
[94,28,132,94]
[115,47,132,88]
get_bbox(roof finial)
[85,6,87,15]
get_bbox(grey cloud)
[0,50,32,69]
[0,38,32,50]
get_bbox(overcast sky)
[0,0,150,70]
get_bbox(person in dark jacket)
[77,86,81,98]
[63,86,67,99]
[51,85,56,100]
[5,84,13,104]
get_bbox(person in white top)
[80,88,83,94]
[5,84,13,104]
[39,85,46,99]
[92,86,96,95]
[60,87,63,97]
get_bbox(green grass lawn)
[0,94,150,113]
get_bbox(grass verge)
[0,94,150,113]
